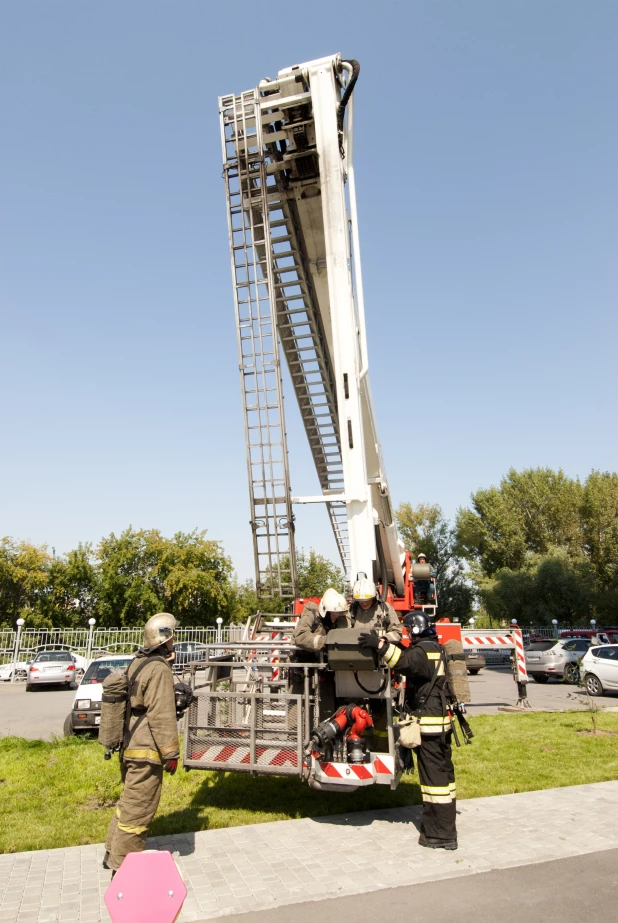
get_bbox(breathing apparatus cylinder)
[443,638,471,703]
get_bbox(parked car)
[581,644,618,696]
[26,650,78,690]
[27,644,88,682]
[464,651,486,675]
[64,654,134,735]
[173,641,209,673]
[0,661,29,682]
[560,629,618,644]
[525,638,592,683]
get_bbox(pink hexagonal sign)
[105,851,187,923]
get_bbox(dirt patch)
[576,729,617,737]
[79,795,117,811]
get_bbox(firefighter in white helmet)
[291,588,348,718]
[103,612,180,875]
[292,588,348,652]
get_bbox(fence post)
[11,618,25,684]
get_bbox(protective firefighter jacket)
[292,601,347,652]
[122,652,180,765]
[382,638,450,736]
[344,599,403,645]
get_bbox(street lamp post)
[216,617,223,646]
[552,618,558,639]
[87,618,97,664]
[590,619,597,638]
[11,618,25,684]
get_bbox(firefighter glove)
[358,631,385,653]
[164,758,178,775]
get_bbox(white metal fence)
[0,625,249,670]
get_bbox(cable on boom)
[337,59,360,157]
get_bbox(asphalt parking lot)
[2,665,617,741]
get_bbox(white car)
[581,644,618,696]
[64,654,134,735]
[0,661,29,682]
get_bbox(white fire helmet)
[417,552,427,561]
[143,612,177,652]
[318,588,348,618]
[352,577,377,601]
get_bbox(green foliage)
[481,550,598,626]
[0,538,53,628]
[581,471,618,589]
[296,549,345,597]
[95,528,235,627]
[0,529,237,629]
[456,467,584,576]
[456,467,618,625]
[396,503,474,622]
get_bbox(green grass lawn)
[1,711,617,854]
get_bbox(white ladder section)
[220,54,403,593]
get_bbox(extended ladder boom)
[220,54,404,597]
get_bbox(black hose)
[354,670,387,695]
[376,525,388,603]
[337,59,360,157]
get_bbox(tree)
[396,503,474,622]
[296,549,345,597]
[455,468,584,577]
[0,538,52,628]
[42,545,99,627]
[480,550,597,627]
[95,528,236,627]
[581,471,618,589]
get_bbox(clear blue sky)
[1,2,616,581]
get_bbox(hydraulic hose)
[376,524,388,603]
[337,59,360,157]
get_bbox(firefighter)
[292,588,349,652]
[291,588,348,718]
[103,612,180,874]
[413,553,436,604]
[347,577,402,643]
[359,612,457,850]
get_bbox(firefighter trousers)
[105,760,163,871]
[416,733,457,843]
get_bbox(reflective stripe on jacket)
[123,652,179,765]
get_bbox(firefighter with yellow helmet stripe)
[103,613,180,874]
[347,577,402,643]
[359,611,457,850]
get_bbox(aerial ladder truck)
[183,54,529,791]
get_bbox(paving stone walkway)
[1,781,617,923]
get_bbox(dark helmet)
[403,612,436,639]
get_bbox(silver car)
[26,650,77,690]
[525,638,592,684]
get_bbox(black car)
[464,651,486,675]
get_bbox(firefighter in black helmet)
[359,612,457,850]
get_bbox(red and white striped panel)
[511,629,528,682]
[253,631,290,680]
[462,630,528,682]
[312,759,377,787]
[190,743,299,769]
[310,753,397,788]
[369,752,397,785]
[462,634,514,648]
